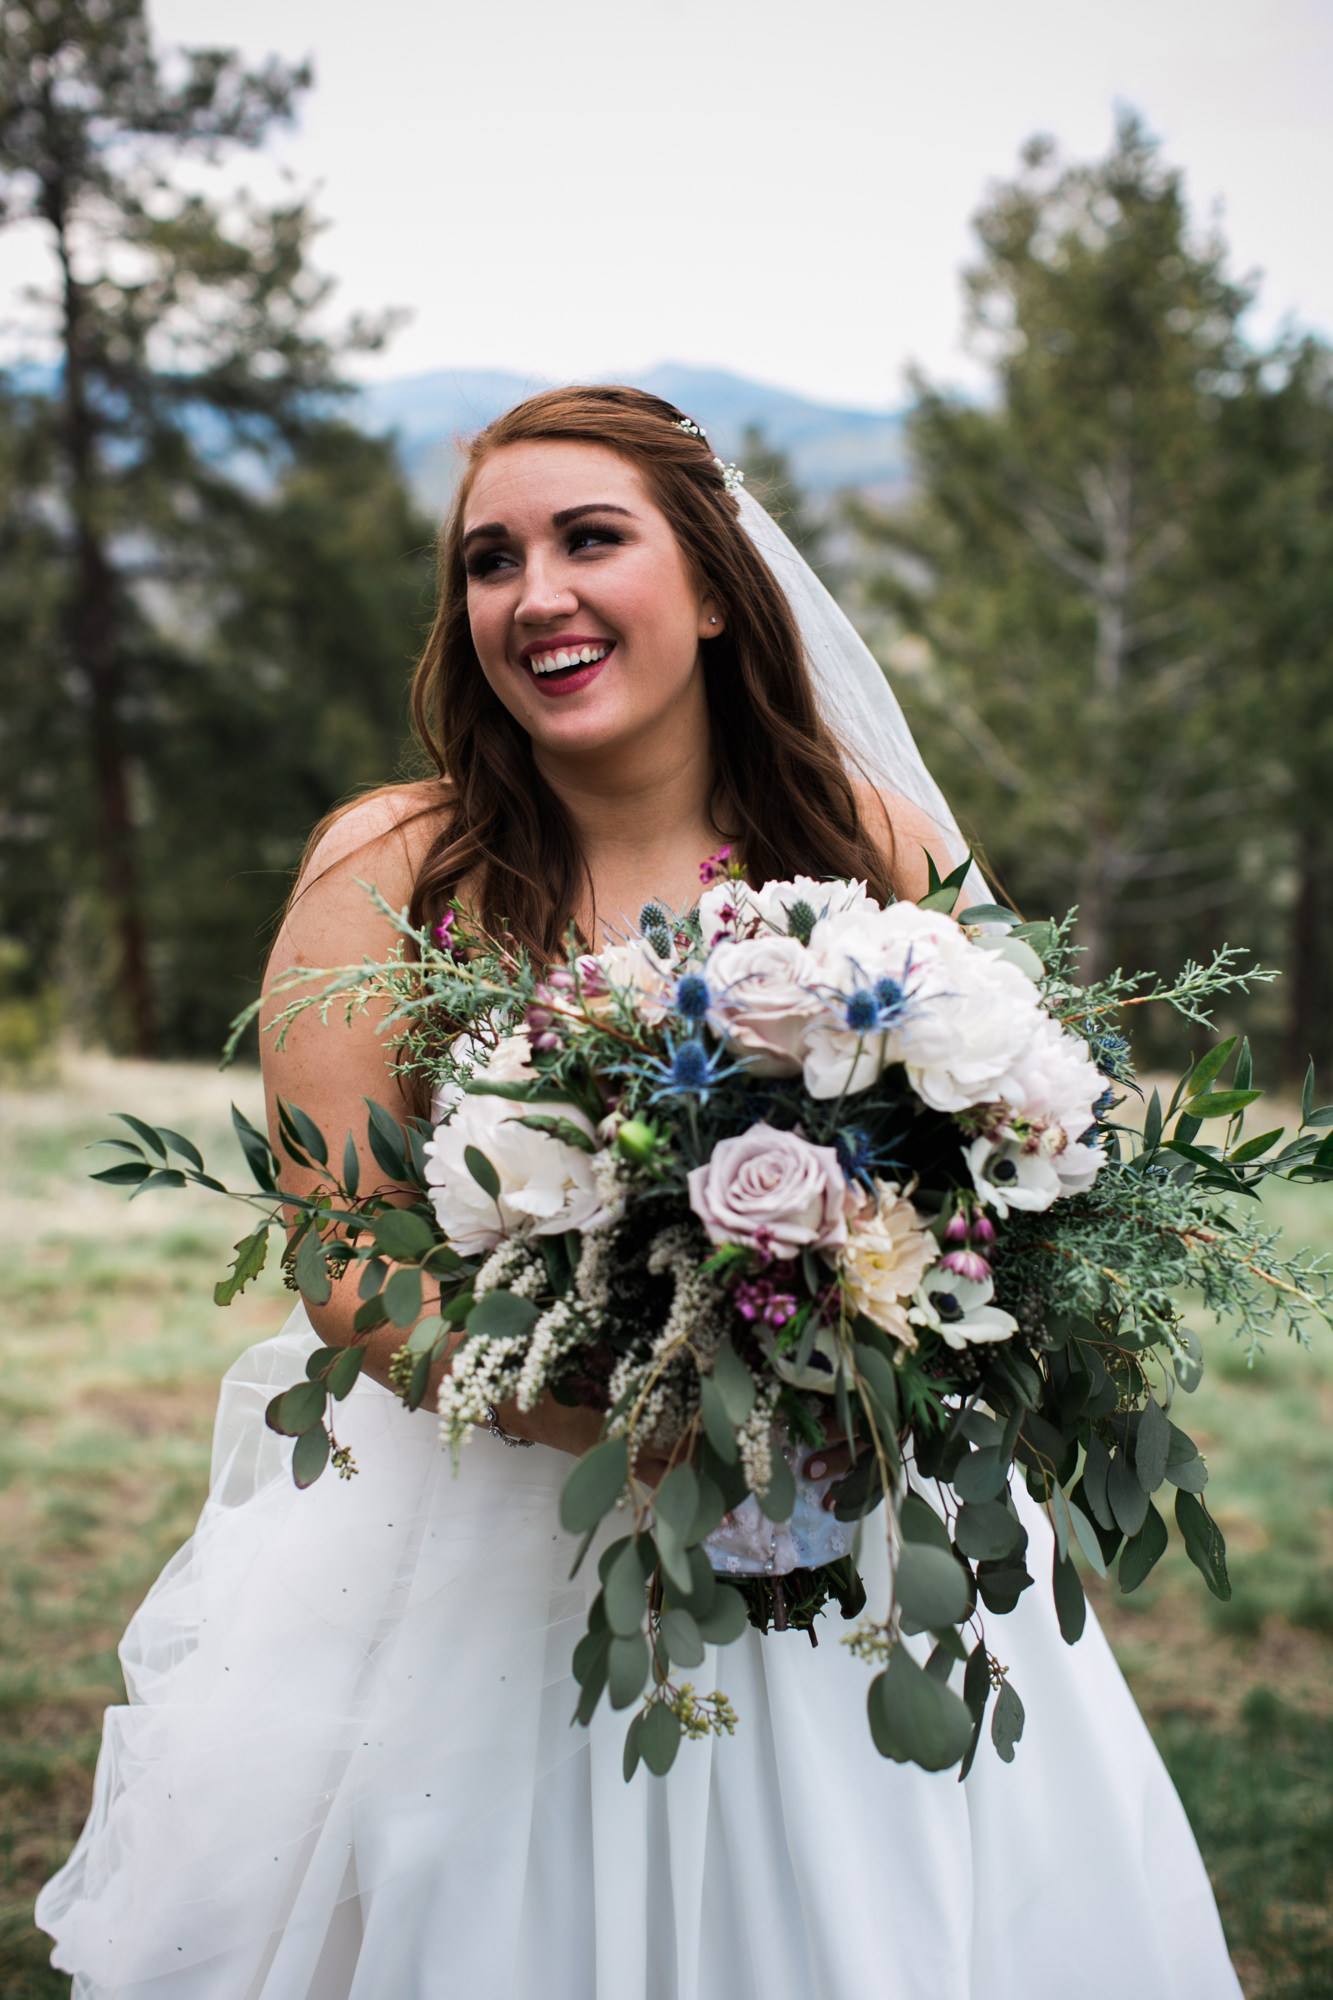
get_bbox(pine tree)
[0,0,387,1051]
[851,116,1254,987]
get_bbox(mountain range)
[355,364,910,513]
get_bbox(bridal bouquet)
[97,852,1333,1780]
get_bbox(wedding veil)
[735,487,985,897]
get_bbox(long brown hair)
[405,385,898,952]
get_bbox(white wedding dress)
[37,1305,1242,2000]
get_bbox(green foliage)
[0,1,433,1056]
[848,113,1331,1079]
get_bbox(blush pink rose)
[687,1122,854,1260]
[704,935,824,1078]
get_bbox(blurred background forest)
[0,1,1330,1082]
[1,5,1330,1997]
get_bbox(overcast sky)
[7,0,1333,409]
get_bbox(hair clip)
[674,416,744,494]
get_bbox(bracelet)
[485,1402,534,1449]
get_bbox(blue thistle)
[674,973,710,1021]
[648,1035,736,1106]
[834,1125,873,1182]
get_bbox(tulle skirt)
[37,1309,1241,1999]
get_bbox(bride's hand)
[802,1427,856,1509]
[488,1394,678,1490]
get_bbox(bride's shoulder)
[853,782,958,905]
[270,781,452,975]
[300,780,451,889]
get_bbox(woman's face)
[462,440,719,765]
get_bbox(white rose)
[837,1182,939,1347]
[705,934,824,1077]
[423,1044,607,1255]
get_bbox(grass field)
[1,1054,1330,1997]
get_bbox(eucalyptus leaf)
[362,1099,411,1182]
[607,1633,650,1709]
[292,1423,330,1488]
[383,1267,424,1329]
[954,1445,1007,1504]
[1051,1550,1086,1644]
[295,1228,332,1307]
[342,1131,361,1198]
[467,1290,540,1340]
[698,1376,738,1463]
[694,1584,748,1646]
[900,1492,952,1552]
[464,1145,501,1200]
[710,1340,757,1425]
[266,1379,327,1437]
[660,1607,706,1669]
[326,1346,365,1400]
[853,1341,900,1431]
[896,1541,971,1631]
[639,1698,682,1776]
[1118,1501,1168,1593]
[1134,1397,1170,1493]
[1175,1490,1231,1600]
[604,1540,649,1637]
[876,1643,973,1772]
[559,1436,629,1535]
[954,1500,1025,1562]
[1107,1448,1149,1537]
[368,1208,437,1261]
[991,1679,1025,1763]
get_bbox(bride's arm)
[260,789,605,1457]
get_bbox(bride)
[38,385,1242,1998]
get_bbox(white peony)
[837,1181,938,1348]
[698,874,876,945]
[909,1268,1018,1350]
[704,934,825,1077]
[430,1030,534,1121]
[423,1034,609,1255]
[997,1010,1103,1144]
[802,901,962,1099]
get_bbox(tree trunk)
[1284,814,1333,1086]
[55,201,156,1055]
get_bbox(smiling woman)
[35,384,1243,2000]
[406,386,916,960]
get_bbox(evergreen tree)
[0,0,392,1052]
[851,117,1254,988]
[1208,340,1333,1077]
